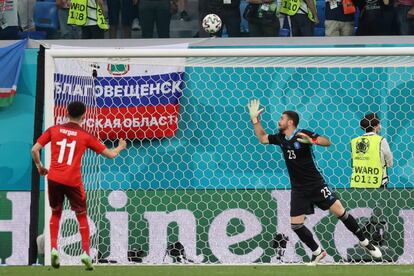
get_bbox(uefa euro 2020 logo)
[356,138,370,154]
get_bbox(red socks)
[50,210,62,250]
[76,212,90,255]
[50,210,90,255]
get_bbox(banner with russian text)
[0,39,26,107]
[53,45,186,140]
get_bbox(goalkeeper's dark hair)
[283,111,299,127]
[67,101,86,119]
[360,113,380,132]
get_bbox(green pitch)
[2,265,414,276]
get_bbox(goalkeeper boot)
[51,248,60,269]
[308,250,327,266]
[360,240,382,259]
[80,252,94,271]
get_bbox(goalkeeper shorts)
[290,185,338,217]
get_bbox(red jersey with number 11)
[37,122,106,187]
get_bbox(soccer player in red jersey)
[31,101,127,270]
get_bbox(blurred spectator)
[0,0,19,40]
[178,0,191,21]
[244,0,280,37]
[17,0,35,31]
[131,2,140,31]
[352,0,393,35]
[239,0,250,34]
[56,0,81,39]
[198,0,210,37]
[206,0,242,37]
[383,0,397,35]
[279,0,319,36]
[395,0,414,34]
[108,0,136,38]
[324,0,355,36]
[67,0,108,39]
[139,0,172,38]
[243,1,260,34]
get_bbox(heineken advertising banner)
[1,190,413,264]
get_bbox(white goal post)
[43,46,414,265]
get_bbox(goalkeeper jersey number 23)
[268,129,326,191]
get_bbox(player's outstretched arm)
[315,135,331,146]
[247,99,269,144]
[101,138,127,159]
[296,132,331,147]
[31,143,49,175]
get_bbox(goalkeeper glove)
[296,132,317,144]
[247,99,264,124]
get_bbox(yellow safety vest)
[279,0,317,23]
[350,135,384,188]
[67,0,108,30]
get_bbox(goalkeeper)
[247,99,382,264]
[31,101,127,270]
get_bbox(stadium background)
[1,38,414,265]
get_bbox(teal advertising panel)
[1,49,414,191]
[100,66,414,190]
[0,48,38,191]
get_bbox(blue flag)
[0,39,26,107]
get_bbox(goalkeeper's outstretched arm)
[247,99,269,144]
[296,132,331,147]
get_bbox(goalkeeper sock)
[291,223,319,252]
[76,212,90,255]
[50,210,62,250]
[338,211,365,241]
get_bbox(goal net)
[43,47,414,265]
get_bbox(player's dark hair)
[67,101,86,119]
[283,111,299,127]
[360,113,380,132]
